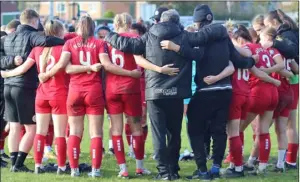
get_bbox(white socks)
[119,164,127,172]
[247,156,257,166]
[0,149,4,154]
[44,146,52,153]
[109,140,113,149]
[136,159,144,169]
[258,163,267,171]
[277,149,286,168]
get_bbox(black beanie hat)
[193,4,213,23]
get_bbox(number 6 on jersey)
[112,48,125,68]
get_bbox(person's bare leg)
[8,122,21,166]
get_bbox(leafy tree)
[103,10,115,18]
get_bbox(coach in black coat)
[105,9,231,180]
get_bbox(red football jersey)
[63,36,106,91]
[244,43,275,88]
[267,47,291,92]
[231,68,250,96]
[28,46,68,100]
[106,32,141,94]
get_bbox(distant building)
[39,1,136,21]
[1,1,19,25]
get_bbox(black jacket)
[273,24,299,63]
[177,24,256,91]
[105,22,229,100]
[1,25,65,89]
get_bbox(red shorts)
[274,88,294,118]
[35,99,67,114]
[290,84,299,110]
[229,94,248,120]
[106,93,142,116]
[67,90,104,116]
[248,83,278,115]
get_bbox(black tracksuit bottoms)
[147,98,184,175]
[0,89,5,133]
[187,90,232,172]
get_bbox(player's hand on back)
[90,63,102,72]
[14,56,23,66]
[204,75,220,85]
[273,79,281,87]
[160,40,180,52]
[159,64,179,76]
[130,69,142,78]
[38,72,50,83]
[1,71,8,78]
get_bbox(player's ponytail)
[261,27,278,40]
[44,20,64,37]
[40,47,52,73]
[114,13,132,32]
[276,9,298,31]
[232,24,253,43]
[77,15,95,44]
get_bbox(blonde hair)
[224,19,236,32]
[44,20,64,37]
[114,13,132,31]
[185,24,195,32]
[252,14,264,27]
[20,9,39,24]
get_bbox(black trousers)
[0,89,5,133]
[147,98,183,175]
[187,90,232,172]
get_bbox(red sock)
[55,137,66,167]
[125,123,132,146]
[20,126,26,141]
[229,136,243,166]
[258,133,271,163]
[239,132,244,146]
[142,125,148,142]
[67,135,81,169]
[132,135,144,160]
[0,130,9,150]
[90,137,103,169]
[45,124,54,147]
[112,135,126,164]
[34,134,46,165]
[286,143,299,164]
[252,134,256,142]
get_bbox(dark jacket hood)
[16,24,38,32]
[149,21,183,39]
[277,23,292,35]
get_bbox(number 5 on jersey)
[112,48,125,68]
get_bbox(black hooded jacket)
[105,22,228,100]
[176,24,256,91]
[273,24,299,63]
[1,25,65,89]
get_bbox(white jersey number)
[79,51,91,66]
[112,48,125,68]
[285,59,292,71]
[237,69,249,81]
[262,54,271,68]
[79,51,92,74]
[39,55,55,72]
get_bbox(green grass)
[1,116,298,182]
